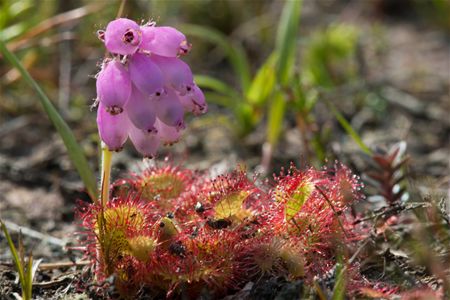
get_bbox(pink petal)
[155,119,182,145]
[150,55,194,95]
[154,88,185,130]
[96,59,131,113]
[104,18,141,55]
[125,85,157,133]
[179,84,207,115]
[129,125,160,158]
[97,103,129,151]
[140,26,191,57]
[129,53,164,96]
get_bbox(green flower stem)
[100,145,113,207]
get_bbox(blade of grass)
[246,53,277,107]
[326,100,372,155]
[266,91,287,146]
[194,75,240,100]
[1,220,26,298]
[0,41,98,200]
[275,0,302,87]
[25,254,33,300]
[332,262,346,300]
[181,23,251,93]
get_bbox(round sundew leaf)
[129,53,164,96]
[154,88,185,130]
[129,124,160,158]
[97,103,129,151]
[155,118,182,145]
[150,55,194,95]
[178,84,207,115]
[125,85,157,133]
[140,26,190,57]
[104,18,141,55]
[96,59,132,111]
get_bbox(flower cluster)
[95,18,207,157]
[77,162,381,298]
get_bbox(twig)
[5,3,103,52]
[38,260,90,271]
[1,220,66,248]
[353,202,431,224]
[315,185,349,238]
[32,272,77,288]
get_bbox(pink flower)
[96,59,131,113]
[104,18,141,55]
[179,84,207,115]
[125,85,157,133]
[150,55,194,95]
[128,53,164,96]
[95,18,206,157]
[97,102,129,151]
[140,25,191,57]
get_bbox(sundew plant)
[0,1,448,300]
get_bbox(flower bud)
[97,103,129,151]
[155,119,182,145]
[126,85,157,133]
[179,84,207,115]
[140,25,191,57]
[96,59,132,113]
[150,55,194,95]
[104,18,141,55]
[129,53,164,96]
[129,125,160,158]
[155,88,185,130]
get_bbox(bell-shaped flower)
[150,55,194,95]
[125,85,157,133]
[140,25,191,57]
[129,125,160,158]
[155,119,182,145]
[154,88,185,130]
[104,18,142,55]
[179,84,207,115]
[96,59,131,114]
[129,53,164,96]
[97,103,129,151]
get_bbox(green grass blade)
[194,75,240,99]
[326,100,372,155]
[181,23,251,93]
[332,263,346,300]
[275,0,302,86]
[266,91,287,146]
[0,41,98,200]
[246,53,277,107]
[25,254,33,300]
[1,220,26,297]
[202,92,235,108]
[27,257,42,300]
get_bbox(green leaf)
[0,40,98,200]
[326,100,372,155]
[246,53,277,106]
[332,262,346,300]
[1,220,26,299]
[275,0,302,86]
[194,74,240,99]
[285,180,314,221]
[181,23,251,93]
[266,91,287,146]
[202,92,235,108]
